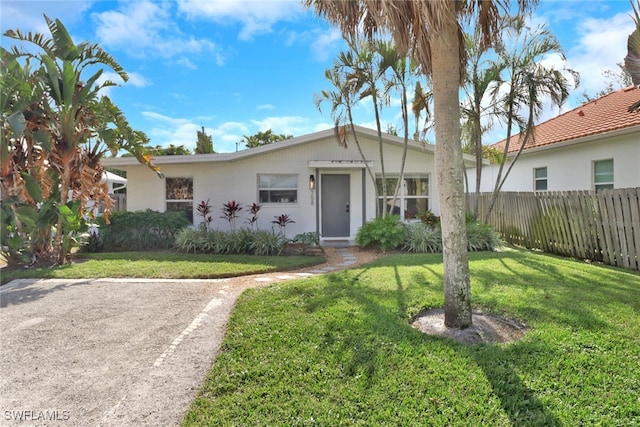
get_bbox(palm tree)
[461,28,505,218]
[333,38,396,215]
[483,16,578,221]
[626,0,640,111]
[3,16,156,265]
[316,65,386,216]
[379,40,416,217]
[411,80,433,142]
[304,0,537,329]
[241,129,292,149]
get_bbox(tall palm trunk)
[431,8,472,329]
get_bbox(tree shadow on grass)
[465,341,562,426]
[287,262,562,424]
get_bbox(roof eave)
[507,124,640,157]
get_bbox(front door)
[321,174,350,237]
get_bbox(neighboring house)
[102,125,476,245]
[101,171,127,193]
[469,87,640,193]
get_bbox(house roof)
[102,125,477,168]
[101,171,127,184]
[493,86,640,154]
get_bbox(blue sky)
[1,0,636,153]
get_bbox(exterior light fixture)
[309,174,316,191]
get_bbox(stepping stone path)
[252,248,357,282]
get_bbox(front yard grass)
[0,251,323,285]
[183,248,640,426]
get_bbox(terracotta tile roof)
[493,86,640,153]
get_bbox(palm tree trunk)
[431,10,472,329]
[54,173,70,265]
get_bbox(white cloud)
[92,0,218,64]
[176,0,304,40]
[257,104,275,110]
[0,1,94,35]
[141,112,252,153]
[565,12,634,99]
[126,72,151,88]
[96,70,150,97]
[310,28,344,62]
[141,111,202,150]
[211,122,251,152]
[250,116,313,136]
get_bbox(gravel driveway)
[0,248,379,426]
[0,277,257,426]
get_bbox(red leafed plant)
[272,213,295,237]
[245,202,261,230]
[221,201,242,231]
[196,199,213,231]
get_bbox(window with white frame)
[376,175,429,220]
[165,177,193,223]
[534,167,548,191]
[593,159,614,191]
[258,174,298,203]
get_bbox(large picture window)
[594,159,614,191]
[166,177,193,223]
[376,175,429,220]
[534,167,548,191]
[258,174,298,203]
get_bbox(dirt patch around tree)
[411,308,528,344]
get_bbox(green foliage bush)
[416,210,440,227]
[466,221,502,251]
[250,230,288,256]
[402,223,442,253]
[292,232,320,247]
[357,216,502,253]
[95,210,190,252]
[174,228,287,256]
[355,215,407,251]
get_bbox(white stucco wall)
[468,131,640,192]
[105,129,441,243]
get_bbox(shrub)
[466,221,502,251]
[417,210,440,227]
[250,230,288,256]
[174,228,204,253]
[290,231,321,255]
[174,228,288,256]
[402,223,442,253]
[97,210,190,251]
[227,229,255,254]
[356,215,406,251]
[293,232,320,247]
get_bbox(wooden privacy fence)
[467,189,640,271]
[110,193,126,212]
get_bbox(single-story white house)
[468,86,640,192]
[102,125,476,245]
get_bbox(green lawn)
[0,251,323,285]
[183,248,640,426]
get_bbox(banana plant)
[2,16,158,265]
